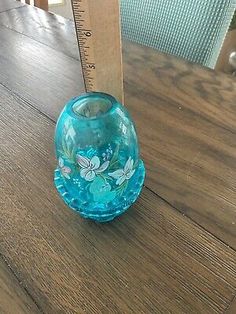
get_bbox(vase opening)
[72,95,112,119]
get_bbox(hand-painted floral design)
[89,177,116,202]
[59,157,71,179]
[108,157,135,185]
[59,141,137,196]
[77,155,109,182]
[102,144,113,161]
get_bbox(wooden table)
[0,1,235,313]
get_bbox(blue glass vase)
[54,92,145,222]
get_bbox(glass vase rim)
[66,92,119,121]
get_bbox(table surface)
[0,1,236,313]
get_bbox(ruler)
[71,0,124,103]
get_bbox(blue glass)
[54,92,145,222]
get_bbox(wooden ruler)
[71,0,124,103]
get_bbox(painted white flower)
[77,155,109,181]
[59,157,71,179]
[109,157,135,185]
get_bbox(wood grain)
[0,11,235,250]
[123,41,236,250]
[0,4,78,59]
[226,295,236,313]
[0,24,84,119]
[0,83,236,313]
[0,258,41,313]
[0,0,24,13]
[0,5,78,59]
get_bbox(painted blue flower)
[89,177,116,203]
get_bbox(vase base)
[54,160,145,222]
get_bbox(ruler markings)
[71,0,123,102]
